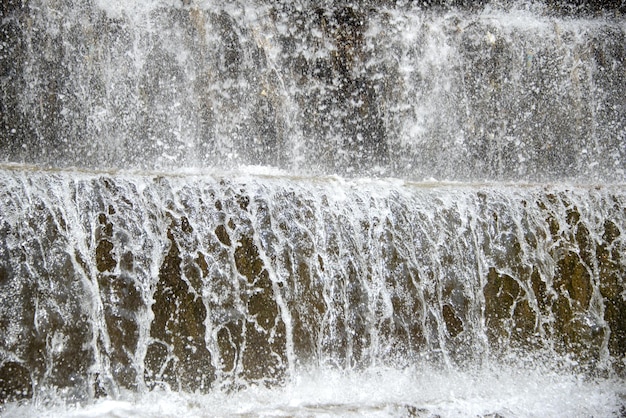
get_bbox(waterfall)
[3,0,625,180]
[1,1,625,416]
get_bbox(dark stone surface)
[0,361,32,404]
[145,222,215,392]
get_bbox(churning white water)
[2,363,625,417]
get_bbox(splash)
[3,366,624,417]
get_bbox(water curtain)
[0,0,625,413]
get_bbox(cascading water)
[1,0,625,416]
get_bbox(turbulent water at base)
[1,0,626,417]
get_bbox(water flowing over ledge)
[0,166,625,416]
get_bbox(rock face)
[0,169,625,403]
[1,1,625,181]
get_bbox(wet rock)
[217,321,243,375]
[97,272,141,389]
[234,235,264,283]
[145,225,215,392]
[597,219,626,375]
[95,237,116,273]
[215,224,231,247]
[484,268,521,346]
[0,361,32,404]
[555,251,592,310]
[443,304,464,338]
[233,233,287,383]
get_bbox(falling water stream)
[1,1,626,416]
